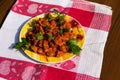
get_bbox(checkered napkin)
[0,0,112,80]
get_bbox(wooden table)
[0,0,120,80]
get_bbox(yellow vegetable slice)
[47,57,62,63]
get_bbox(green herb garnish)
[13,38,29,49]
[48,33,54,40]
[69,44,81,55]
[59,28,70,34]
[35,32,43,40]
[67,38,78,45]
[59,27,64,34]
[28,20,38,27]
[48,15,55,20]
[53,9,59,14]
[67,38,82,55]
[56,20,65,26]
[56,21,61,26]
[58,13,65,21]
[44,26,51,31]
[27,28,33,32]
[64,28,70,32]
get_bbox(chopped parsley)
[53,9,59,15]
[58,13,65,21]
[48,15,55,20]
[44,26,51,31]
[13,38,29,49]
[59,27,64,34]
[64,28,70,32]
[48,33,54,40]
[35,32,43,40]
[67,38,82,55]
[28,20,38,27]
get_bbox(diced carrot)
[57,51,64,57]
[30,45,38,53]
[51,20,56,27]
[43,40,49,49]
[60,45,68,53]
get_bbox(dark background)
[0,0,120,80]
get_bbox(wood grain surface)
[0,0,120,80]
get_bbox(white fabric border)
[85,28,108,44]
[77,28,108,77]
[90,2,112,15]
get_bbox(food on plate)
[13,10,85,63]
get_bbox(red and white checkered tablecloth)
[0,0,112,80]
